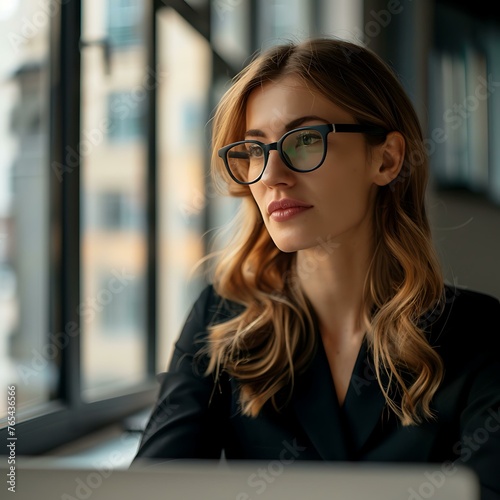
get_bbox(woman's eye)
[247,145,263,157]
[297,133,321,146]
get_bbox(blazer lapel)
[292,331,388,460]
[291,332,349,460]
[342,340,387,453]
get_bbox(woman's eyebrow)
[244,115,329,138]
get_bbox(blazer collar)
[342,339,387,453]
[292,327,387,460]
[292,337,348,460]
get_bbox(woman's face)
[245,75,384,254]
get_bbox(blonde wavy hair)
[201,37,445,426]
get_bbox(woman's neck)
[296,236,373,341]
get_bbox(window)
[107,0,144,48]
[0,0,51,420]
[100,272,144,332]
[99,191,124,229]
[211,0,250,67]
[257,0,313,49]
[107,92,146,142]
[156,8,212,371]
[0,0,157,455]
[81,0,149,399]
[429,3,500,205]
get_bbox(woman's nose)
[260,150,295,187]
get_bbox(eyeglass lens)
[227,128,325,183]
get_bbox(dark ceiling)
[436,0,500,23]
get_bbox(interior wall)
[428,186,500,300]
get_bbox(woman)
[133,38,500,498]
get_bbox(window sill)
[25,407,152,469]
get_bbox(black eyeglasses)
[218,123,388,185]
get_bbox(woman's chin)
[271,238,305,254]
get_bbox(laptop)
[3,457,480,500]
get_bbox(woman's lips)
[267,198,313,222]
[269,205,312,222]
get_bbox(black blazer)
[133,284,500,500]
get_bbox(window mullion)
[57,0,83,408]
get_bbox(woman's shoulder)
[192,282,245,324]
[426,283,500,354]
[173,283,244,354]
[441,283,500,321]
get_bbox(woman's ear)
[372,131,405,186]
